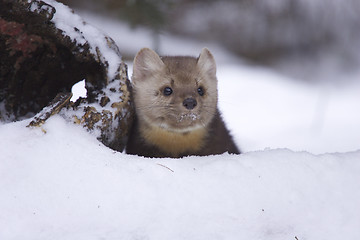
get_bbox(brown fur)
[126,48,240,158]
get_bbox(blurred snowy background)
[59,0,360,80]
[63,0,360,154]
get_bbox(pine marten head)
[132,48,218,133]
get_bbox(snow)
[1,74,360,239]
[70,79,86,101]
[217,65,360,154]
[1,117,360,240]
[1,4,360,240]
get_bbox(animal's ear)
[133,48,164,81]
[197,48,216,77]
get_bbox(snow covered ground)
[217,64,360,154]
[1,118,360,240]
[1,5,360,240]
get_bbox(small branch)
[156,163,174,173]
[27,92,72,128]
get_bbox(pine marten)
[126,48,240,158]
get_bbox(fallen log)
[0,0,133,152]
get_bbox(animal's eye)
[197,87,204,96]
[163,87,173,96]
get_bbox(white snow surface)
[217,65,360,154]
[1,117,360,240]
[1,6,360,240]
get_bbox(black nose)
[183,98,197,110]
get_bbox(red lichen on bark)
[0,17,50,69]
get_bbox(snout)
[183,98,197,110]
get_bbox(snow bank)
[217,64,360,154]
[1,116,360,240]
